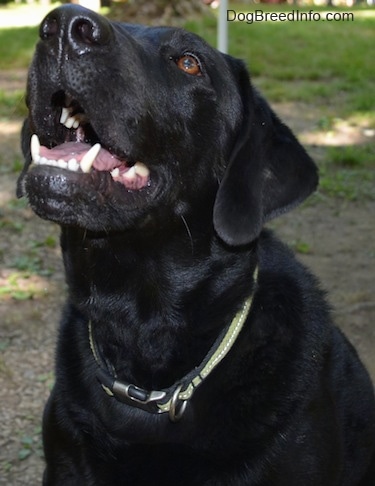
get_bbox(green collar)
[89,267,257,422]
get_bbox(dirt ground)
[0,68,374,485]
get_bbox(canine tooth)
[110,168,120,178]
[31,134,41,163]
[80,143,101,173]
[68,158,79,172]
[60,107,70,125]
[122,166,136,180]
[134,162,150,178]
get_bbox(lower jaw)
[22,165,154,224]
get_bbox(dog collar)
[89,267,257,422]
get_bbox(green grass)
[327,143,375,168]
[0,26,38,70]
[319,166,375,201]
[0,23,37,120]
[319,142,375,200]
[0,89,27,118]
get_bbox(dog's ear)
[213,59,318,247]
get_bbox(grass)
[327,143,374,168]
[0,89,27,118]
[0,271,48,300]
[319,141,375,201]
[0,26,38,70]
[319,166,374,201]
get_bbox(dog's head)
[18,5,318,246]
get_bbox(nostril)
[73,19,98,45]
[40,16,59,40]
[71,15,111,47]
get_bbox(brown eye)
[176,54,201,76]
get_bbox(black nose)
[39,5,111,54]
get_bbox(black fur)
[18,5,375,485]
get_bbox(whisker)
[180,215,194,254]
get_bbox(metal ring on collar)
[169,384,188,422]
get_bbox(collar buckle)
[96,367,168,413]
[112,380,167,409]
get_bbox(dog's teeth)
[64,117,77,129]
[110,168,120,178]
[122,166,136,181]
[60,107,70,125]
[80,143,101,173]
[68,158,79,172]
[30,134,41,163]
[134,162,150,178]
[57,159,68,169]
[60,108,81,129]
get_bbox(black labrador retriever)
[17,5,375,485]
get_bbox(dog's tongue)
[39,142,120,171]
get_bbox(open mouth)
[30,92,151,191]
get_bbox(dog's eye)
[176,54,202,76]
